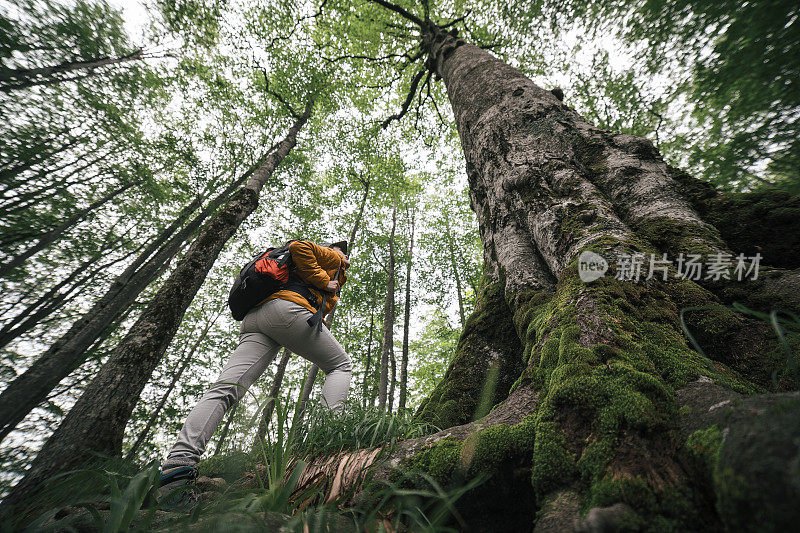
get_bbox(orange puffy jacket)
[262,240,346,316]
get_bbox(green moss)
[673,167,800,269]
[636,216,725,259]
[405,415,537,487]
[506,238,764,527]
[415,230,775,529]
[588,477,699,532]
[713,466,752,530]
[407,438,462,486]
[531,421,577,500]
[685,425,723,479]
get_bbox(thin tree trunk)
[0,139,108,208]
[378,202,397,410]
[0,180,137,278]
[295,363,319,420]
[124,308,223,462]
[213,403,238,457]
[0,49,145,92]
[254,348,292,445]
[0,238,137,349]
[1,100,313,508]
[0,125,72,176]
[0,135,84,184]
[362,306,375,408]
[388,350,396,413]
[444,215,466,327]
[399,210,414,412]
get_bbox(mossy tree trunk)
[408,23,800,530]
[2,100,314,512]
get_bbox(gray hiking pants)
[163,298,351,468]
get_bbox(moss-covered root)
[513,241,771,530]
[416,274,525,429]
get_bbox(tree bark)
[378,202,397,410]
[124,308,222,462]
[399,210,414,413]
[0,49,145,92]
[362,305,375,408]
[408,22,799,529]
[0,100,315,509]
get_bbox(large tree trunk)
[388,349,396,412]
[1,100,314,510]
[399,210,414,412]
[408,23,800,530]
[377,202,397,410]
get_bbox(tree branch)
[381,68,426,129]
[366,0,424,27]
[260,68,301,118]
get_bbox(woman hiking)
[157,239,352,504]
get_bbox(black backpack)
[228,242,295,321]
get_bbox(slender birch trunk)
[377,202,397,410]
[399,210,414,412]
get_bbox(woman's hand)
[325,280,340,292]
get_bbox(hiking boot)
[156,465,198,512]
